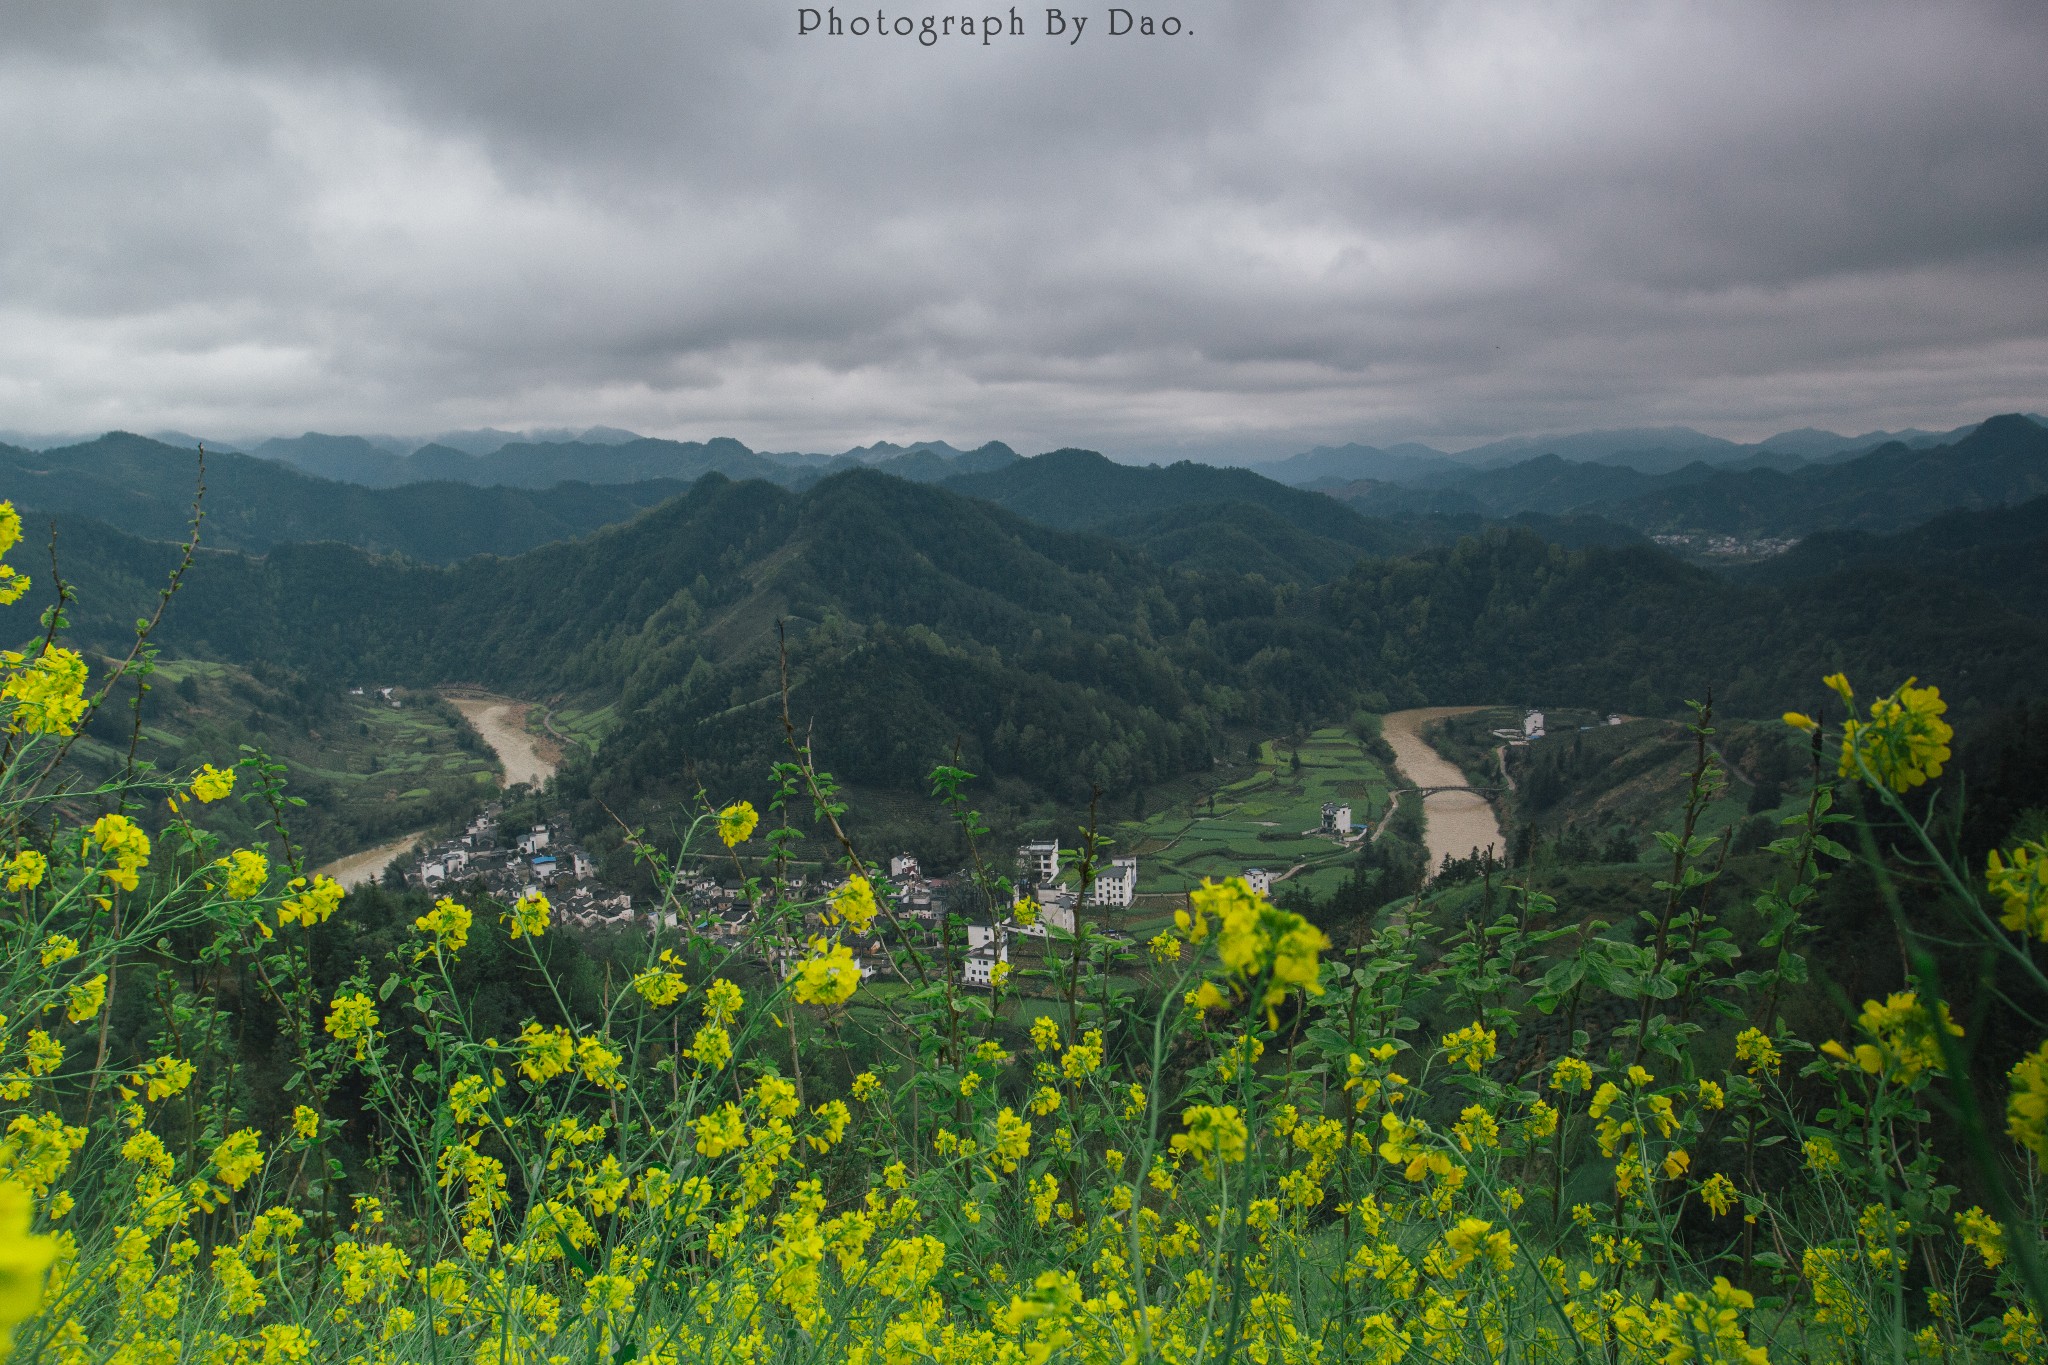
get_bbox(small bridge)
[1387,784,1501,798]
[1364,784,1502,844]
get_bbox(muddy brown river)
[1381,707,1505,870]
[314,694,562,888]
[447,696,558,790]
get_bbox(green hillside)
[32,462,2048,872]
[2,432,693,562]
[60,658,500,866]
[1334,412,2048,540]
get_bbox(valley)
[1379,707,1506,868]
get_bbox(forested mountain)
[1321,414,2048,538]
[1247,419,1998,488]
[1242,442,1454,487]
[251,429,1022,491]
[942,447,1403,549]
[44,468,2048,833]
[1605,413,2048,535]
[0,433,693,562]
[1737,493,2048,618]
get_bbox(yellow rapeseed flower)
[790,938,861,1005]
[0,502,31,606]
[716,801,758,847]
[1956,1206,2005,1267]
[325,993,380,1060]
[1170,1105,1248,1173]
[703,978,744,1024]
[212,1129,264,1191]
[2009,1040,2048,1161]
[506,890,550,939]
[1987,839,2048,942]
[0,1181,57,1355]
[88,813,151,892]
[217,849,269,901]
[4,852,47,894]
[189,763,236,803]
[1,646,87,736]
[827,875,878,933]
[414,896,471,955]
[1441,1217,1515,1274]
[65,974,106,1024]
[1823,674,1953,792]
[1441,1022,1497,1073]
[277,874,342,928]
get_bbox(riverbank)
[315,692,564,889]
[315,830,427,890]
[1380,707,1505,870]
[445,694,560,789]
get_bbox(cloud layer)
[2,2,2044,457]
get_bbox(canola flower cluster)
[0,640,2042,1364]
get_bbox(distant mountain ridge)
[1317,414,2048,540]
[51,466,2048,825]
[0,433,694,563]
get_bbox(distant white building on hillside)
[1320,803,1351,834]
[1242,867,1272,895]
[1017,888,1078,937]
[1087,857,1138,907]
[1524,709,1546,740]
[890,852,921,879]
[1017,840,1061,885]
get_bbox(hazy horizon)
[3,4,2045,459]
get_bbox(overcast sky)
[1,2,2043,460]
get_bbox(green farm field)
[1093,725,1394,933]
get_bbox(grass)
[88,658,504,865]
[1090,726,1393,933]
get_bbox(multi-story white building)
[890,852,922,879]
[1087,857,1138,907]
[962,939,1009,987]
[1017,839,1061,884]
[1320,803,1352,834]
[1524,709,1546,739]
[1014,888,1078,938]
[1242,867,1272,895]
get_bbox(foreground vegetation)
[3,489,2048,1364]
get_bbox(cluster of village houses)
[404,812,1342,992]
[402,806,635,929]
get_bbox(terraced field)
[1100,726,1394,932]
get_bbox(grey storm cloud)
[0,1,2043,457]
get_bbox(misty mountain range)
[6,411,2042,561]
[12,407,2048,822]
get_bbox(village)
[399,805,636,930]
[397,809,1318,992]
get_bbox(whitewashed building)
[962,935,1009,987]
[1087,857,1138,907]
[1242,867,1272,895]
[1524,710,1546,739]
[1320,803,1352,834]
[1015,888,1078,938]
[1017,840,1061,884]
